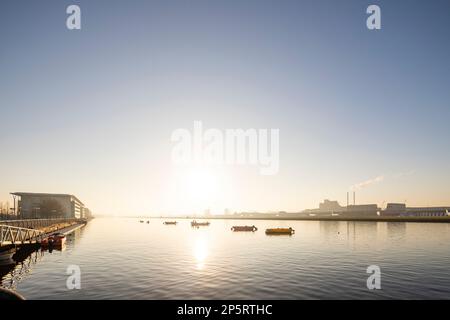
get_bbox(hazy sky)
[1,0,450,215]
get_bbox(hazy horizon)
[1,0,450,216]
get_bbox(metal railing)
[0,225,44,246]
[0,218,85,229]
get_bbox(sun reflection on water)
[193,237,208,270]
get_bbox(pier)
[0,218,87,249]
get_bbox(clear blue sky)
[1,0,450,215]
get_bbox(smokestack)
[353,191,356,205]
[347,192,349,207]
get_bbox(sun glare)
[193,237,209,270]
[164,165,234,214]
[185,167,218,203]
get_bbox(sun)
[164,164,235,215]
[184,167,219,204]
[165,165,224,213]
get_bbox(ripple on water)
[2,218,450,299]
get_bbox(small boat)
[139,220,144,223]
[53,233,66,246]
[231,225,257,232]
[265,228,295,235]
[146,221,150,224]
[163,221,177,225]
[0,287,25,300]
[191,220,210,227]
[0,249,15,266]
[41,233,66,248]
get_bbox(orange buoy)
[265,227,295,235]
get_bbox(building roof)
[407,206,450,210]
[10,192,84,206]
[346,204,379,211]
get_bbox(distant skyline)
[1,1,450,216]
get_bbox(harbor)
[0,192,449,300]
[177,194,450,223]
[1,217,450,300]
[170,215,450,223]
[0,192,92,299]
[1,192,92,252]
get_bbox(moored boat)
[231,225,257,232]
[163,221,177,225]
[265,227,295,235]
[41,233,66,248]
[0,249,15,266]
[191,220,210,227]
[0,287,25,300]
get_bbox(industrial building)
[319,199,343,212]
[382,203,450,217]
[304,198,450,218]
[303,195,380,217]
[344,204,379,217]
[10,192,89,219]
[383,203,407,216]
[303,199,344,216]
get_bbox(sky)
[1,0,450,216]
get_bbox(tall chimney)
[353,191,356,205]
[347,192,349,207]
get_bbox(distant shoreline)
[154,216,450,223]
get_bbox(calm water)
[1,218,450,299]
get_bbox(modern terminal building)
[10,192,89,219]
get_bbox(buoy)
[231,225,257,232]
[265,228,295,235]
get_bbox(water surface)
[1,218,449,299]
